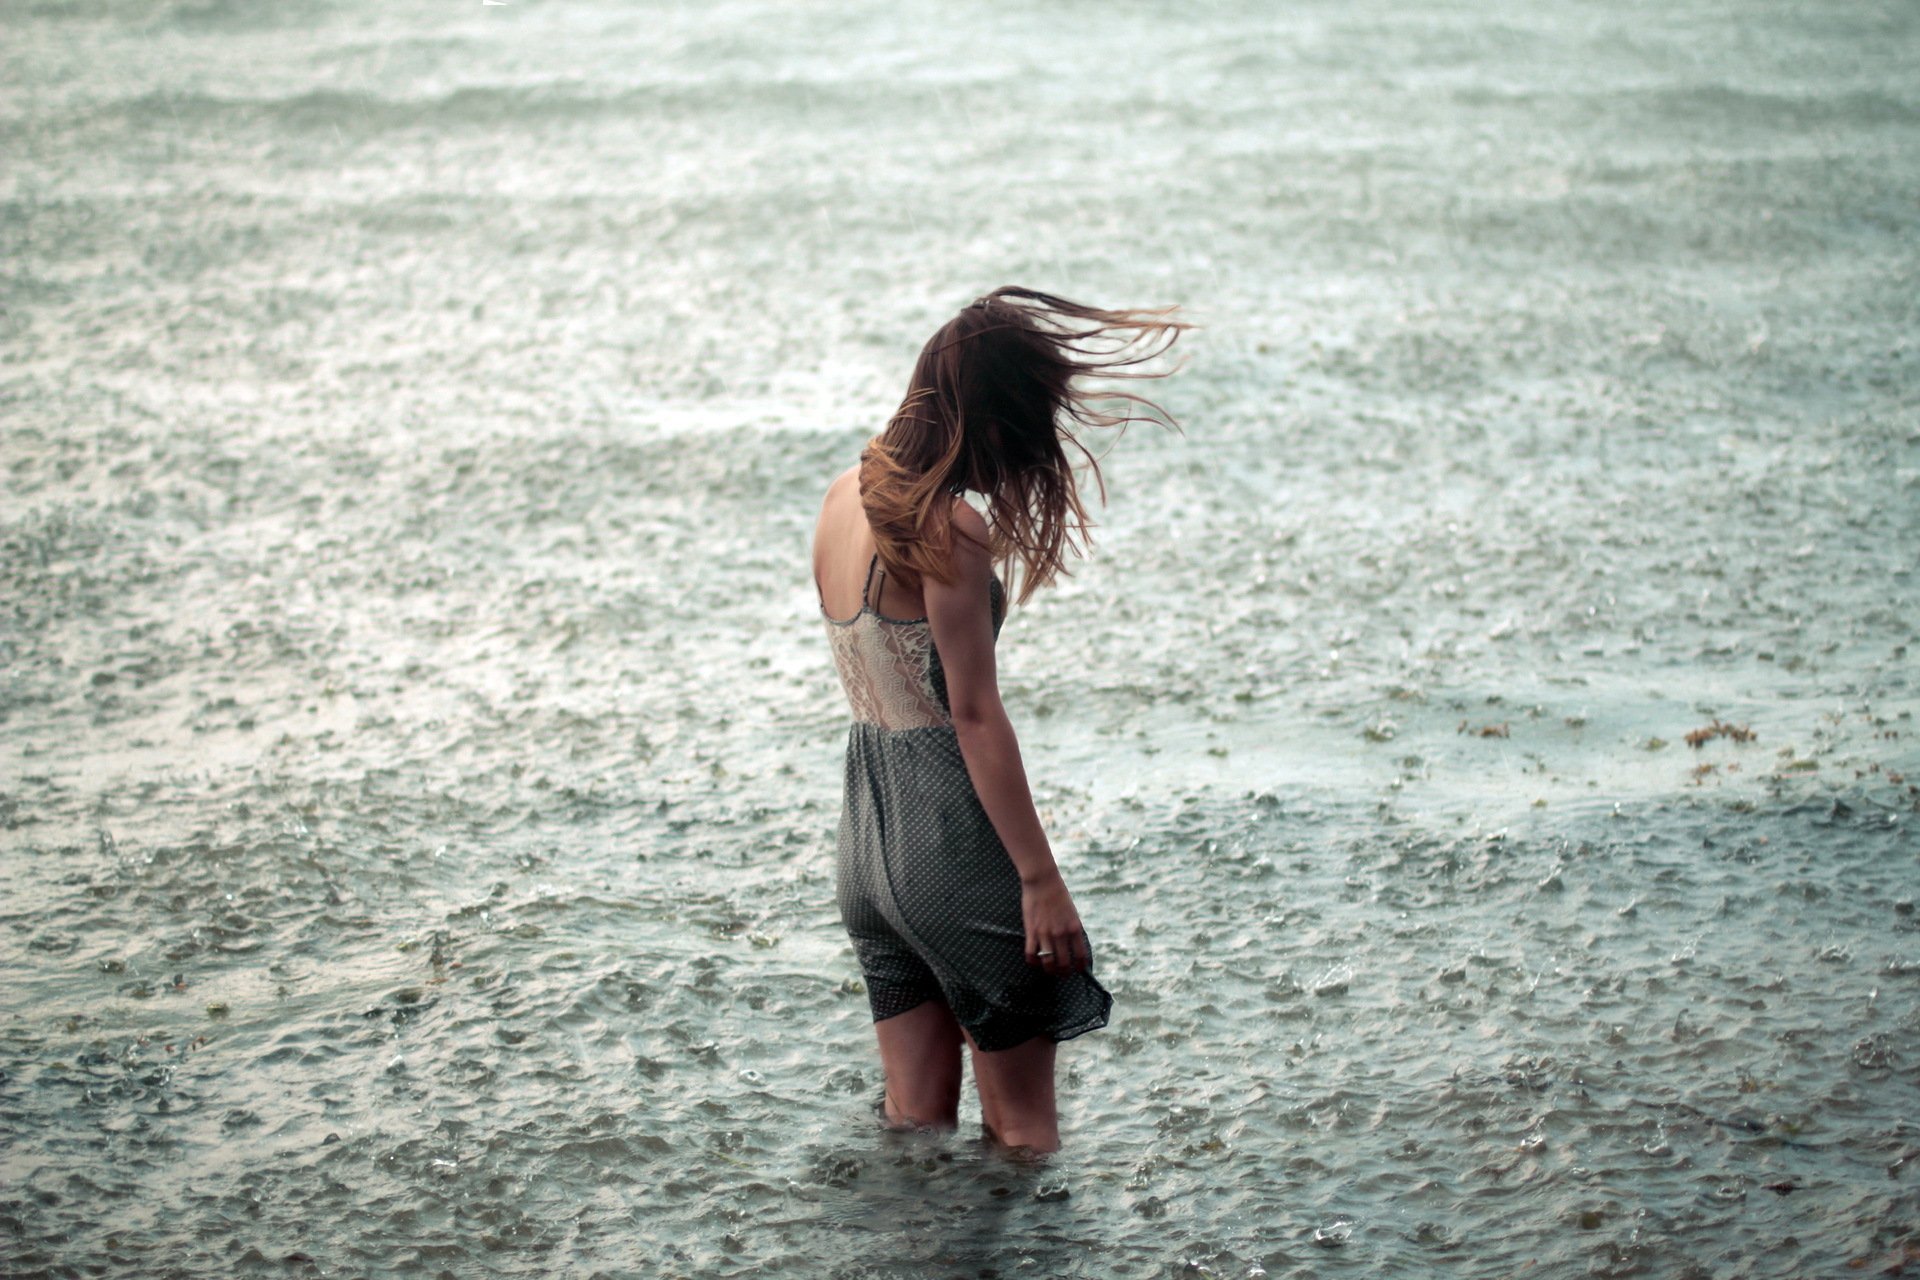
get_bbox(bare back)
[813,464,931,621]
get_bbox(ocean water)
[3,1,1918,1276]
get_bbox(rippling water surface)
[4,1,1918,1276]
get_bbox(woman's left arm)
[925,504,1091,976]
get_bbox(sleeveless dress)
[822,553,1112,1051]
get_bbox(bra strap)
[860,554,881,609]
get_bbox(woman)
[812,286,1188,1153]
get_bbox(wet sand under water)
[3,0,1919,1277]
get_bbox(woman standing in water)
[812,287,1188,1152]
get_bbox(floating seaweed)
[1685,719,1757,748]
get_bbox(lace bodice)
[822,558,1007,731]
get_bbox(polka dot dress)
[822,555,1113,1052]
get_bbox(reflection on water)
[3,0,1918,1276]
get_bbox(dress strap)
[860,553,882,611]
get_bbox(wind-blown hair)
[860,286,1189,606]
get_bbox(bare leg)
[873,999,965,1129]
[965,1032,1059,1153]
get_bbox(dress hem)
[865,988,1114,1053]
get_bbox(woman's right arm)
[923,502,1092,977]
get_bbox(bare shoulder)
[815,464,862,537]
[822,463,861,509]
[949,497,989,553]
[812,464,863,572]
[925,498,990,598]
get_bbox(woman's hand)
[1021,871,1092,976]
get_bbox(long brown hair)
[860,286,1189,605]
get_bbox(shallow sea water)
[3,1,1919,1276]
